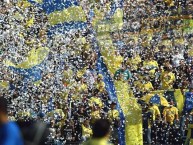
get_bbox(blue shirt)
[0,121,24,145]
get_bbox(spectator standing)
[142,104,153,145]
[173,59,189,89]
[107,101,120,145]
[148,102,161,144]
[82,119,112,145]
[0,97,24,145]
[148,102,161,121]
[114,64,132,81]
[126,51,141,72]
[172,50,184,68]
[154,45,169,67]
[142,54,159,77]
[90,103,101,125]
[141,76,154,93]
[160,66,175,90]
[82,119,92,141]
[163,100,179,144]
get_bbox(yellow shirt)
[143,60,158,68]
[134,80,153,92]
[17,0,31,9]
[77,68,86,78]
[141,81,154,92]
[161,71,175,90]
[127,55,141,71]
[78,83,88,93]
[133,78,143,89]
[147,109,154,128]
[149,105,160,120]
[188,47,193,57]
[143,60,158,75]
[47,109,65,119]
[17,111,31,118]
[107,109,119,121]
[134,80,141,88]
[63,68,74,86]
[63,69,73,79]
[164,0,174,6]
[26,17,34,27]
[82,138,112,145]
[89,97,103,108]
[0,81,9,89]
[113,55,124,71]
[163,106,178,124]
[91,110,101,123]
[96,81,105,92]
[82,124,92,138]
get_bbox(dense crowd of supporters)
[0,0,193,145]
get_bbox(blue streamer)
[96,53,126,145]
[89,1,126,144]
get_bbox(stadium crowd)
[0,0,193,145]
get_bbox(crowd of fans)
[0,0,193,145]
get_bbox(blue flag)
[184,92,193,112]
[150,94,161,105]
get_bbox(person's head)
[97,74,103,82]
[180,59,185,66]
[114,49,120,56]
[159,45,166,52]
[55,101,60,109]
[163,66,171,72]
[92,119,111,139]
[168,99,174,107]
[0,97,8,124]
[181,81,189,89]
[93,89,99,97]
[189,86,193,93]
[114,72,122,80]
[149,102,153,107]
[121,63,127,70]
[110,101,117,110]
[81,77,87,83]
[83,119,90,127]
[37,112,45,119]
[142,103,149,112]
[174,49,179,55]
[93,103,100,111]
[50,119,55,126]
[144,76,150,82]
[79,105,84,113]
[128,51,134,58]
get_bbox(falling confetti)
[0,0,193,145]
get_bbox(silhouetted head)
[0,97,8,124]
[92,119,111,139]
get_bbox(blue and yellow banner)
[142,89,186,114]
